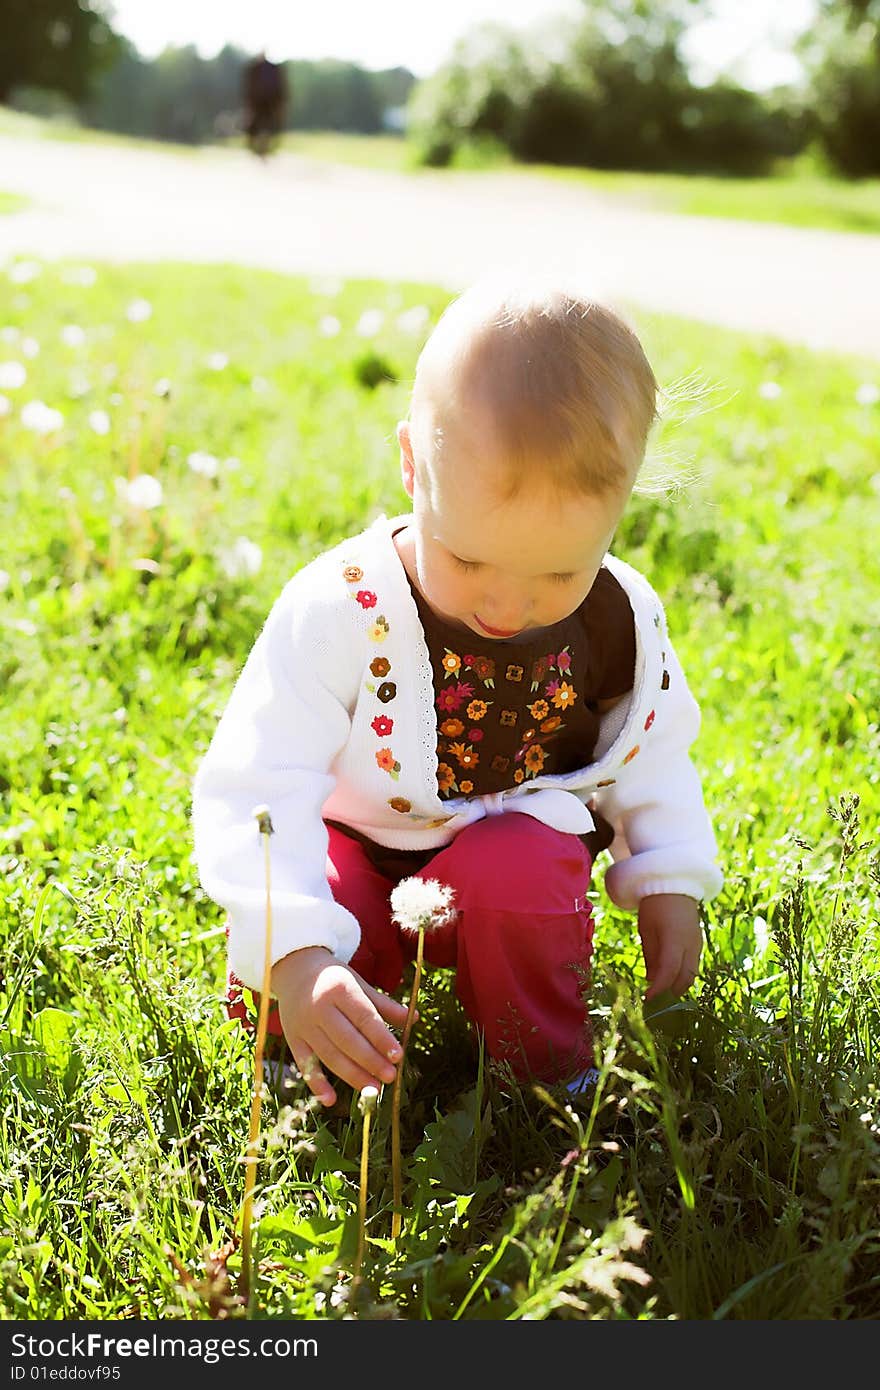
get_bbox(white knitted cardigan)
[192,513,723,990]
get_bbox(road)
[1,134,879,359]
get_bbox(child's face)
[397,409,630,641]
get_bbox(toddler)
[192,275,723,1107]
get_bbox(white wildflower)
[0,395,10,417]
[61,324,86,348]
[397,304,430,335]
[753,915,770,956]
[758,381,782,400]
[250,375,270,395]
[0,569,10,592]
[318,315,341,337]
[855,382,879,406]
[0,361,26,389]
[8,260,41,285]
[390,876,456,934]
[12,618,37,636]
[88,409,111,436]
[21,400,64,434]
[154,377,172,398]
[206,352,228,371]
[187,450,219,478]
[21,338,40,359]
[68,370,91,399]
[122,474,163,510]
[355,308,384,338]
[219,536,262,578]
[126,298,152,323]
[0,327,19,344]
[310,276,342,297]
[223,455,241,471]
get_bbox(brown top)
[409,566,636,800]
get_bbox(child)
[192,275,723,1107]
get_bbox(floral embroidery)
[491,755,510,773]
[644,709,655,731]
[622,745,640,764]
[464,654,496,686]
[468,728,484,742]
[528,698,549,721]
[552,680,577,710]
[356,589,377,609]
[530,656,549,689]
[388,796,411,814]
[545,678,560,699]
[449,741,479,770]
[505,664,524,683]
[376,748,401,778]
[343,565,363,584]
[436,681,473,712]
[368,617,390,643]
[514,769,524,783]
[661,670,670,690]
[441,650,461,676]
[371,714,393,737]
[459,780,474,795]
[541,716,562,734]
[466,699,489,720]
[500,709,518,727]
[524,745,546,774]
[440,717,465,738]
[377,681,397,704]
[370,656,391,677]
[556,649,572,672]
[437,762,456,792]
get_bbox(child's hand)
[270,946,411,1107]
[637,894,703,1002]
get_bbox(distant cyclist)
[242,51,289,159]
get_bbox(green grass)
[0,191,27,215]
[1,258,878,1321]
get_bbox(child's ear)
[397,420,415,500]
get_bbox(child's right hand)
[270,946,411,1107]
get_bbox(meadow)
[0,257,878,1321]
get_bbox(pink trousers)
[227,814,596,1084]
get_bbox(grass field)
[1,257,878,1320]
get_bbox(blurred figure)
[242,50,289,159]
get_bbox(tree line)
[3,0,880,177]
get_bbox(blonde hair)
[409,276,659,500]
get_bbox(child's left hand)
[637,893,703,1001]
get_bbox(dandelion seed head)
[9,260,41,285]
[356,309,384,338]
[358,1086,379,1114]
[187,450,219,478]
[21,338,39,359]
[0,395,9,417]
[0,569,10,592]
[0,361,26,389]
[121,474,163,510]
[318,315,341,337]
[856,382,879,406]
[758,381,782,400]
[126,298,152,323]
[61,324,86,348]
[88,409,110,435]
[396,305,430,335]
[390,876,456,933]
[62,266,97,287]
[154,377,172,398]
[21,400,63,434]
[219,536,262,578]
[206,351,228,371]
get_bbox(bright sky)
[105,0,815,89]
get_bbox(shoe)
[565,1066,600,1097]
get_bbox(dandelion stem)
[239,805,274,1309]
[354,1087,378,1286]
[391,924,424,1239]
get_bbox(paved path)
[2,134,879,360]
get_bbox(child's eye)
[452,556,482,573]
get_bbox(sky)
[104,0,816,90]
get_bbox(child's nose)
[484,584,532,630]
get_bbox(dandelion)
[758,381,782,400]
[61,325,86,348]
[187,450,220,478]
[353,1086,379,1286]
[0,569,10,592]
[856,382,879,406]
[0,327,20,344]
[396,305,430,335]
[154,378,172,399]
[219,537,262,578]
[388,877,456,1238]
[206,352,229,371]
[88,409,110,436]
[21,338,39,359]
[68,370,91,399]
[0,362,26,389]
[239,805,275,1307]
[0,395,9,417]
[356,309,384,338]
[21,400,63,434]
[126,298,152,323]
[251,375,270,395]
[318,315,341,337]
[8,260,41,284]
[61,266,97,287]
[122,474,163,510]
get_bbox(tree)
[0,0,121,106]
[801,1,880,174]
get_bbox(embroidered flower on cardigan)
[528,698,549,721]
[356,589,377,609]
[468,728,484,742]
[491,754,510,773]
[552,680,577,710]
[343,565,363,583]
[437,762,456,792]
[441,650,461,676]
[541,716,562,734]
[500,709,517,727]
[388,796,412,814]
[376,748,401,778]
[368,617,390,643]
[459,780,474,795]
[505,664,524,683]
[466,699,489,720]
[464,654,495,686]
[449,741,479,770]
[524,744,546,774]
[440,717,465,737]
[377,681,397,704]
[371,714,393,737]
[370,656,391,677]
